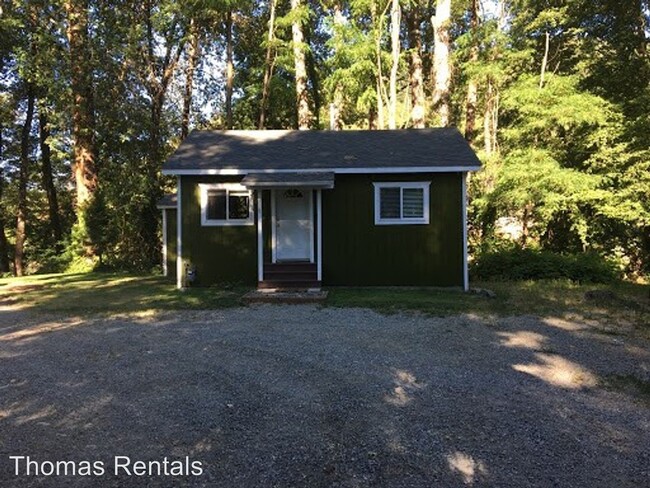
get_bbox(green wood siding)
[165,209,177,277]
[322,173,463,286]
[180,176,256,286]
[178,173,463,287]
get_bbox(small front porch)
[243,172,334,291]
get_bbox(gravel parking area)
[1,304,649,487]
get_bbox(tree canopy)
[0,0,648,278]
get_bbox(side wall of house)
[180,176,257,286]
[166,209,177,278]
[322,173,463,286]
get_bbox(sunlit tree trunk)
[15,87,35,276]
[0,134,10,274]
[259,0,277,129]
[539,31,550,89]
[65,0,97,211]
[483,78,499,155]
[405,6,425,128]
[388,0,401,129]
[372,1,387,129]
[291,0,313,129]
[465,0,479,141]
[432,0,451,126]
[181,18,200,139]
[39,107,62,248]
[225,11,234,129]
[330,3,345,130]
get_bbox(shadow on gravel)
[0,306,648,487]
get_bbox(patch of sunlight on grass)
[0,272,247,314]
[327,280,649,326]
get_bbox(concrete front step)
[258,280,321,289]
[242,289,328,304]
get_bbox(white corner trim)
[271,190,277,263]
[162,166,481,176]
[462,173,469,292]
[199,183,254,226]
[373,181,431,226]
[309,190,315,264]
[176,177,183,289]
[162,209,168,277]
[317,189,322,282]
[257,191,263,283]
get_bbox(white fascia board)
[162,166,481,176]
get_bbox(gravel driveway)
[0,304,649,487]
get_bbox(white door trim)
[162,209,168,276]
[271,189,277,263]
[316,189,322,281]
[176,176,183,289]
[272,188,314,262]
[257,191,263,282]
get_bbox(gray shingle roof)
[162,128,481,173]
[241,172,335,188]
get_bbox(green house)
[159,129,481,290]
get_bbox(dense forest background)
[0,0,648,280]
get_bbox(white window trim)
[199,183,254,226]
[373,181,430,225]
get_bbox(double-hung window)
[373,182,430,225]
[200,183,254,226]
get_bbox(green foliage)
[0,0,648,280]
[471,248,620,283]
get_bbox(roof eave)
[162,165,482,176]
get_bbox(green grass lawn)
[0,272,244,313]
[1,272,648,328]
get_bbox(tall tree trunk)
[181,18,200,139]
[15,87,36,276]
[432,0,451,126]
[65,0,97,211]
[291,0,313,129]
[405,7,425,128]
[372,1,388,129]
[259,0,277,129]
[388,0,401,129]
[39,107,62,248]
[539,31,550,89]
[483,77,499,155]
[330,3,345,130]
[368,107,378,129]
[0,133,10,274]
[305,27,321,127]
[465,0,479,141]
[225,11,234,129]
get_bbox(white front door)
[274,189,313,262]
